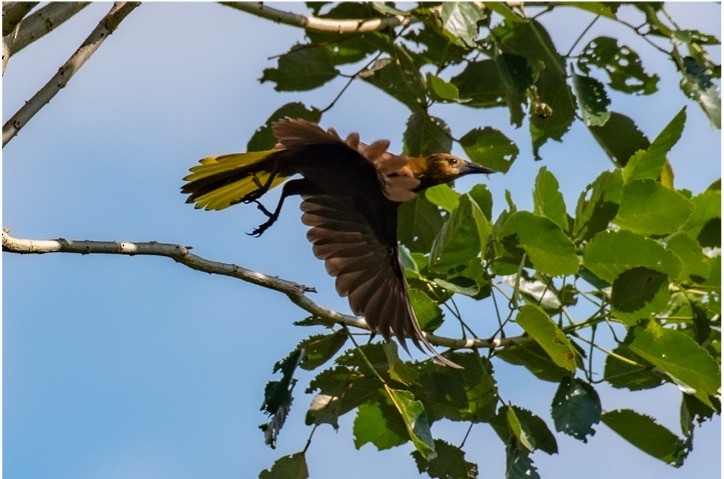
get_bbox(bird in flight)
[182,118,494,366]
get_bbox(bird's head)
[416,153,495,189]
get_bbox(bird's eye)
[446,157,459,166]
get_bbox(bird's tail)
[181,150,289,210]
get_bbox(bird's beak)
[461,161,496,175]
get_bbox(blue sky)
[3,3,720,478]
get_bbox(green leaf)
[440,2,485,47]
[515,304,577,371]
[495,52,534,95]
[468,183,493,220]
[572,74,611,126]
[398,195,446,253]
[430,194,490,271]
[551,376,601,442]
[425,184,461,213]
[412,439,479,479]
[259,452,309,479]
[602,409,688,466]
[360,45,426,111]
[679,56,721,128]
[614,179,694,235]
[561,2,619,19]
[414,352,498,423]
[247,103,322,151]
[305,367,378,428]
[297,332,347,371]
[261,45,339,91]
[450,60,507,108]
[578,36,659,94]
[496,341,571,382]
[682,189,721,247]
[573,169,623,241]
[485,2,525,22]
[404,26,468,67]
[504,406,558,454]
[611,267,668,312]
[604,345,666,390]
[408,289,444,332]
[498,211,579,276]
[494,19,575,159]
[626,320,720,405]
[403,112,453,156]
[353,391,410,451]
[583,230,682,283]
[533,166,568,231]
[589,112,650,166]
[260,350,304,447]
[623,107,686,182]
[385,385,436,459]
[505,443,540,479]
[427,73,460,101]
[666,232,710,282]
[460,127,519,174]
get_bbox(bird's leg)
[248,179,318,237]
[243,164,279,204]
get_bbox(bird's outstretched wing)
[300,194,457,367]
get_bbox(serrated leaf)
[427,73,460,101]
[495,52,534,95]
[602,409,688,466]
[414,352,498,423]
[498,211,579,276]
[404,25,468,67]
[305,367,378,428]
[403,112,452,156]
[572,74,611,126]
[248,103,322,151]
[665,232,710,282]
[533,166,568,231]
[623,107,686,182]
[614,179,694,235]
[259,452,308,479]
[353,392,409,450]
[578,36,659,94]
[360,45,426,111]
[551,376,601,442]
[589,112,650,166]
[260,350,304,448]
[515,304,577,371]
[505,443,540,479]
[460,127,518,174]
[261,45,339,91]
[297,332,347,371]
[412,439,479,479]
[604,345,666,391]
[573,169,623,241]
[430,194,490,271]
[504,406,558,454]
[627,320,720,405]
[385,386,436,459]
[450,60,507,107]
[440,2,485,47]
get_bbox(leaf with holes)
[551,376,601,442]
[572,74,611,126]
[460,127,518,173]
[403,112,452,156]
[578,36,659,94]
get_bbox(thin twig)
[565,14,600,58]
[2,2,140,146]
[2,230,530,350]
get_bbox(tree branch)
[2,2,37,36]
[2,2,140,147]
[2,230,527,351]
[3,2,90,74]
[220,2,417,33]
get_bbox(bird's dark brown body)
[182,118,493,365]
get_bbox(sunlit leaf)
[515,304,577,371]
[614,179,693,235]
[460,127,518,173]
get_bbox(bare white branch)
[2,230,526,350]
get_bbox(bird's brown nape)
[183,118,493,367]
